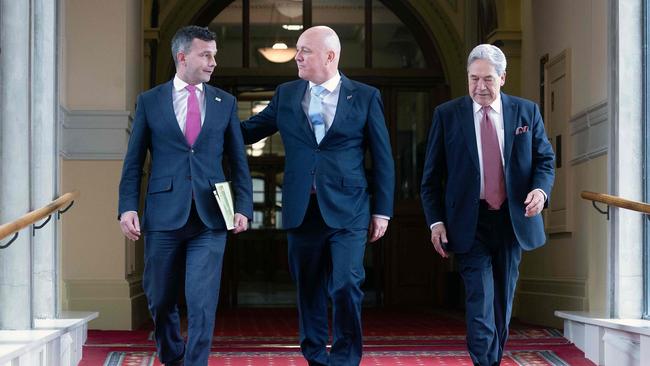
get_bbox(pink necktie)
[480,106,506,210]
[185,85,201,146]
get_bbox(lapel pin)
[347,95,352,100]
[215,96,222,102]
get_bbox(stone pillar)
[0,0,32,330]
[32,0,59,320]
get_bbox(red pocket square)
[515,126,529,135]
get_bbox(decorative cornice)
[59,107,133,160]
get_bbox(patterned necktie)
[185,84,201,146]
[308,85,327,144]
[480,106,506,210]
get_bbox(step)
[0,311,98,366]
[555,310,650,366]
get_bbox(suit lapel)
[158,81,188,145]
[293,80,316,144]
[501,93,517,168]
[458,96,480,172]
[198,85,226,144]
[321,75,355,145]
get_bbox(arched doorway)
[151,0,454,308]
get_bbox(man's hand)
[232,213,248,234]
[119,211,141,241]
[524,189,545,217]
[430,224,449,258]
[368,217,389,243]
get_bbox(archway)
[147,0,466,308]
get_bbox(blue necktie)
[308,85,327,143]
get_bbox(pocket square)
[515,126,529,135]
[215,96,222,102]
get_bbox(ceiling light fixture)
[282,24,303,31]
[258,42,297,63]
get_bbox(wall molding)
[59,107,133,160]
[63,277,146,330]
[570,101,609,165]
[516,277,588,327]
[518,276,587,298]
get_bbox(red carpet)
[80,308,594,365]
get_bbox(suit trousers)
[455,201,522,366]
[143,202,227,366]
[287,195,367,366]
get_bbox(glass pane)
[208,0,243,67]
[395,90,430,199]
[313,0,365,68]
[250,0,302,68]
[275,174,283,228]
[251,210,264,229]
[372,1,426,68]
[252,177,265,203]
[238,99,286,156]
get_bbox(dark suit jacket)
[420,93,555,252]
[118,80,253,232]
[241,75,395,230]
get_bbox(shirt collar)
[472,93,502,115]
[309,72,341,93]
[174,74,204,93]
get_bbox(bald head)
[295,26,341,84]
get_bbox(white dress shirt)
[172,75,207,132]
[301,72,341,132]
[302,72,389,221]
[121,76,207,218]
[430,95,546,230]
[474,97,505,200]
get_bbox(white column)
[31,0,59,320]
[609,0,644,318]
[0,0,33,329]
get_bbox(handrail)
[581,191,650,219]
[0,190,79,248]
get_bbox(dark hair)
[171,25,217,66]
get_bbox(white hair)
[467,44,507,76]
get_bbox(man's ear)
[176,52,186,66]
[326,50,335,64]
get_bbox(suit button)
[315,149,320,153]
[191,149,195,153]
[310,170,315,175]
[187,176,192,180]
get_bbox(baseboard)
[515,277,588,328]
[63,277,148,330]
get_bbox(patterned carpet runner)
[79,308,594,365]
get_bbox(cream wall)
[521,0,607,111]
[517,0,609,327]
[60,0,146,330]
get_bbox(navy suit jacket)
[118,80,253,232]
[241,75,395,230]
[420,93,555,252]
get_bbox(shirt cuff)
[430,221,443,231]
[373,214,391,221]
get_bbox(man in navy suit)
[241,26,394,366]
[421,44,555,366]
[118,26,253,366]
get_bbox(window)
[207,0,426,69]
